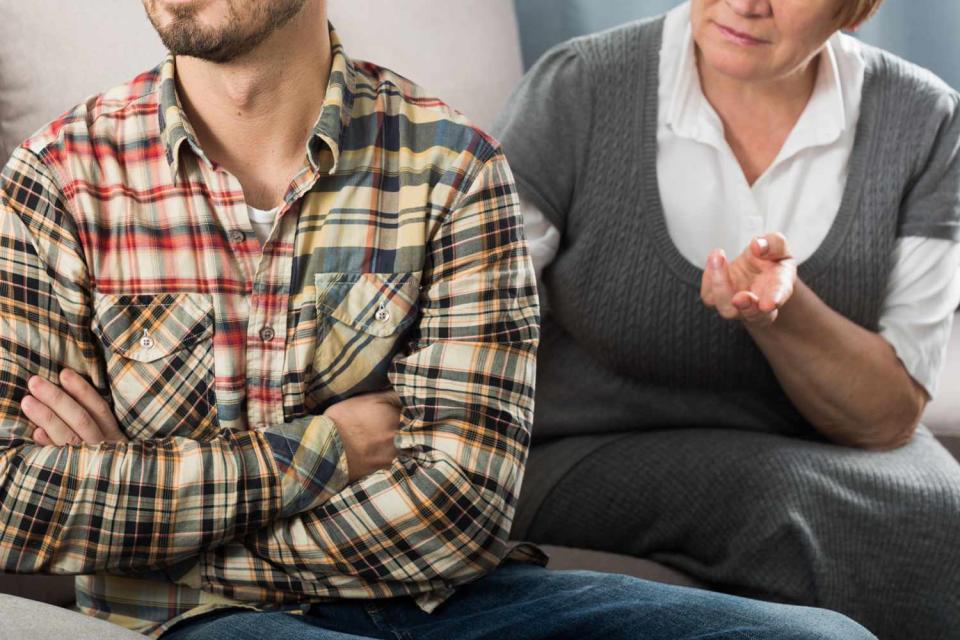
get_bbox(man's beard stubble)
[144,0,308,63]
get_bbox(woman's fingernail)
[709,253,722,269]
[756,237,769,254]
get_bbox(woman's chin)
[699,49,773,84]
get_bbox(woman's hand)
[700,233,798,327]
[22,369,127,445]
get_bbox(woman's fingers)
[733,291,779,326]
[750,233,791,261]
[756,261,797,313]
[59,369,125,442]
[700,265,713,306]
[760,284,786,313]
[23,375,105,445]
[709,251,741,319]
[732,291,761,317]
[706,246,794,326]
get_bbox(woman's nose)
[724,0,773,19]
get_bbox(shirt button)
[139,331,154,349]
[375,305,390,323]
[259,326,275,342]
[229,229,246,244]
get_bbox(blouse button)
[259,326,276,342]
[229,229,246,244]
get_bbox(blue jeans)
[162,563,875,640]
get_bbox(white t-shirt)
[247,204,280,246]
[522,1,960,396]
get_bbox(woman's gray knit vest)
[494,17,960,442]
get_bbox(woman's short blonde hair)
[839,0,884,29]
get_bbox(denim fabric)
[162,563,874,640]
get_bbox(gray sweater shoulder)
[858,43,959,125]
[562,16,664,71]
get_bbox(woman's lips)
[713,22,769,46]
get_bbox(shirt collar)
[664,10,849,154]
[159,24,356,178]
[779,34,847,154]
[664,5,713,143]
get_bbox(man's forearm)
[191,151,539,604]
[196,341,536,603]
[747,280,926,449]
[0,414,347,575]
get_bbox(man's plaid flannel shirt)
[0,29,541,636]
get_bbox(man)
[0,1,873,638]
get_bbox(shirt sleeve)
[520,196,561,313]
[195,149,540,606]
[878,236,960,397]
[898,91,960,242]
[0,146,350,575]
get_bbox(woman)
[493,1,960,638]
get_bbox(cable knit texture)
[494,16,960,640]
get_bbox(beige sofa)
[0,2,956,636]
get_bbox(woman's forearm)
[747,279,928,449]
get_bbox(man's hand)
[21,369,402,481]
[324,390,402,482]
[700,233,798,327]
[22,369,127,445]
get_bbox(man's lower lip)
[714,23,767,46]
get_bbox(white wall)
[328,0,523,130]
[0,0,523,161]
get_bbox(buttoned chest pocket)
[310,272,421,399]
[92,292,218,440]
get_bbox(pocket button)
[375,305,390,323]
[139,330,155,349]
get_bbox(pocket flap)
[315,272,420,338]
[92,292,214,362]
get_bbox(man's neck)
[174,1,332,209]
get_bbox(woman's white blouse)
[521,1,960,397]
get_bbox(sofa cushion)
[0,594,145,639]
[539,544,707,589]
[0,1,523,164]
[0,0,165,164]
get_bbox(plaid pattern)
[0,30,539,637]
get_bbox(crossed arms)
[0,143,539,600]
